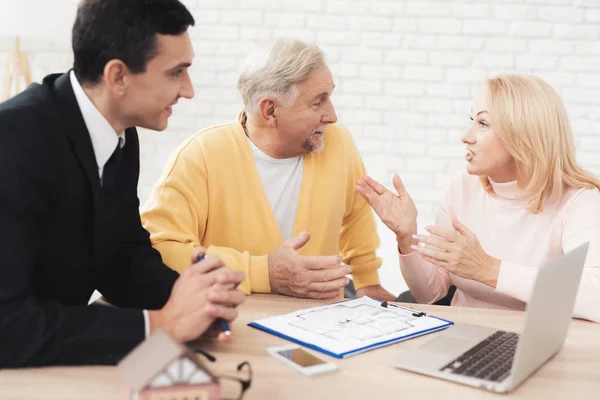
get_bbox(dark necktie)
[102,137,124,187]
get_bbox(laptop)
[391,242,590,393]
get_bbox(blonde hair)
[237,39,326,115]
[480,74,600,213]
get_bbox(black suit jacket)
[0,72,179,367]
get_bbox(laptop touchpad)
[421,335,476,355]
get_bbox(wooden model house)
[118,329,220,400]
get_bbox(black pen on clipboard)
[380,301,427,317]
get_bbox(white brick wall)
[1,0,599,296]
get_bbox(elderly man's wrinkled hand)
[268,231,350,299]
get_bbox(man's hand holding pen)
[148,248,246,343]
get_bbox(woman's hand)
[411,219,501,287]
[356,174,418,240]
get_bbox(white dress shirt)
[70,71,150,338]
[69,71,126,180]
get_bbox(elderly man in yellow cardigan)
[141,39,395,301]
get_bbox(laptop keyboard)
[440,330,518,382]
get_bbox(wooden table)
[1,294,599,399]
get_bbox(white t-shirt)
[247,137,303,240]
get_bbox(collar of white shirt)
[69,70,126,174]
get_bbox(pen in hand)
[219,280,241,337]
[196,254,238,337]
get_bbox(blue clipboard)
[248,298,454,358]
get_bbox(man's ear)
[103,60,129,96]
[258,98,278,128]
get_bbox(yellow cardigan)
[141,115,382,294]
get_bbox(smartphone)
[267,345,338,376]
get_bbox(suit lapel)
[44,72,101,199]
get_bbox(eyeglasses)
[217,361,252,400]
[197,350,252,400]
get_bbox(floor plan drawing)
[289,303,419,342]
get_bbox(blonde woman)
[356,74,600,322]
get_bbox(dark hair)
[72,0,195,85]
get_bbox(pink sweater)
[400,172,600,322]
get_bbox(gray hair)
[237,39,326,115]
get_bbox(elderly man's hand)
[268,231,350,299]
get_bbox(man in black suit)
[0,0,245,368]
